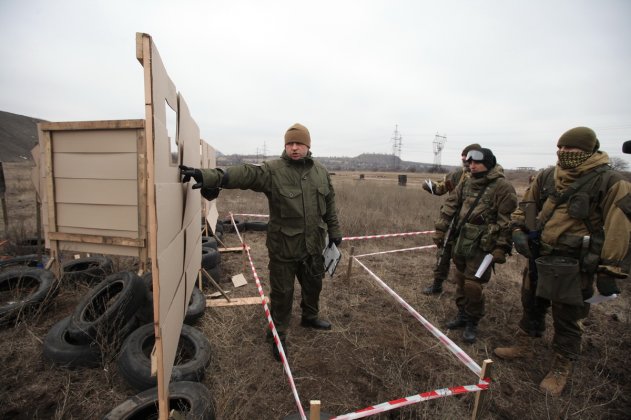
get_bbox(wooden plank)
[207,296,264,307]
[41,126,61,278]
[39,119,145,131]
[139,32,168,420]
[48,232,144,247]
[53,153,138,180]
[136,128,149,272]
[218,246,249,253]
[52,129,139,153]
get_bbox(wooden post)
[201,268,231,302]
[309,400,321,420]
[345,246,355,284]
[471,359,493,420]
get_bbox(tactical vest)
[535,164,629,273]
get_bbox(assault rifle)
[435,214,458,269]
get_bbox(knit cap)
[557,127,600,153]
[285,123,311,148]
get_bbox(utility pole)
[432,133,447,172]
[391,125,402,170]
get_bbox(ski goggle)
[465,150,485,162]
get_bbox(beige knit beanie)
[284,123,311,148]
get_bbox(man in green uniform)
[421,143,481,295]
[433,148,517,343]
[494,127,631,396]
[180,123,342,361]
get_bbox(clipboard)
[323,242,341,277]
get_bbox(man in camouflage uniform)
[421,143,481,295]
[180,123,342,361]
[494,127,631,396]
[433,148,517,343]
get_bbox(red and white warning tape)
[227,213,488,418]
[354,244,436,258]
[352,257,483,377]
[343,230,435,241]
[331,380,490,420]
[233,213,306,420]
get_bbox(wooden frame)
[36,119,147,276]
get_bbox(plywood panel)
[56,203,138,231]
[160,281,186,393]
[53,153,138,180]
[155,183,183,254]
[183,214,202,279]
[52,129,138,153]
[55,178,137,205]
[157,231,185,326]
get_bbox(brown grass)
[0,169,630,419]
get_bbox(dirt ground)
[1,169,630,419]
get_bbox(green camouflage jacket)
[201,151,341,261]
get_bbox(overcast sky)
[1,0,630,169]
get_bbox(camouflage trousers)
[268,254,325,337]
[452,250,492,321]
[520,263,593,359]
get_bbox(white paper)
[424,179,434,195]
[231,273,248,288]
[323,242,342,277]
[585,292,618,304]
[475,254,494,278]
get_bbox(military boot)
[539,353,572,397]
[494,329,535,360]
[422,279,443,295]
[462,319,478,343]
[446,309,467,330]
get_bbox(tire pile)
[0,218,263,419]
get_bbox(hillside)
[0,111,46,162]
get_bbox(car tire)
[245,221,268,231]
[66,271,145,344]
[102,381,215,420]
[136,273,206,325]
[117,323,212,391]
[62,255,114,285]
[43,316,101,368]
[201,247,221,269]
[0,267,58,326]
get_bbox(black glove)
[179,165,204,189]
[596,273,620,296]
[512,229,531,258]
[329,237,342,247]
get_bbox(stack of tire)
[201,221,224,285]
[202,218,267,288]
[42,257,210,371]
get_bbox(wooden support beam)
[48,232,145,247]
[471,359,493,420]
[218,246,249,253]
[207,296,264,307]
[39,119,145,131]
[346,246,355,283]
[201,268,231,302]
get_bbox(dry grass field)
[1,167,630,419]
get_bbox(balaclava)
[556,127,599,169]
